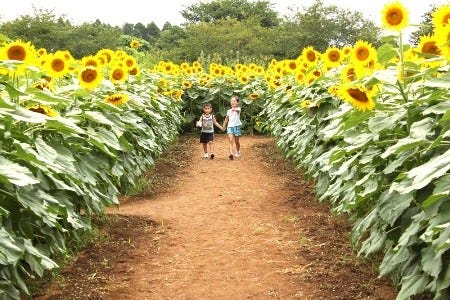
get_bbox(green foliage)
[181,0,280,27]
[0,66,183,298]
[259,41,450,299]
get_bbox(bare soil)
[33,134,397,300]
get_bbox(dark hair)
[203,102,212,108]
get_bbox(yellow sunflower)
[249,93,259,101]
[381,1,409,32]
[80,55,101,68]
[32,78,54,92]
[417,34,441,56]
[351,40,377,66]
[0,40,36,65]
[341,65,357,83]
[78,66,103,90]
[109,65,128,84]
[181,80,192,89]
[323,47,343,67]
[128,65,141,76]
[104,93,129,106]
[338,83,375,111]
[300,100,312,109]
[45,52,71,78]
[301,46,320,65]
[130,39,140,48]
[432,4,450,29]
[37,48,47,57]
[26,104,58,117]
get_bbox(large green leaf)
[0,157,39,186]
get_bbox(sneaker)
[235,152,240,158]
[203,153,208,158]
[210,153,215,159]
[229,154,234,160]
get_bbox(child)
[196,102,223,159]
[222,95,242,160]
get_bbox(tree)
[285,0,381,53]
[174,18,272,63]
[409,5,437,46]
[181,0,279,27]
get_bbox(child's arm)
[222,115,229,129]
[232,107,241,112]
[213,115,224,131]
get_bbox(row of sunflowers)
[0,1,449,298]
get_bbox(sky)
[1,0,448,37]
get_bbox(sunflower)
[123,55,137,70]
[37,48,47,57]
[104,93,129,106]
[417,34,441,56]
[302,46,320,65]
[128,65,141,76]
[0,40,36,65]
[96,48,114,65]
[295,71,305,84]
[26,104,58,117]
[381,1,409,31]
[323,47,343,67]
[78,66,103,90]
[109,65,128,84]
[45,52,71,78]
[432,4,450,29]
[249,93,259,101]
[181,80,192,89]
[338,83,375,111]
[341,65,357,83]
[351,40,377,66]
[300,100,312,109]
[238,74,249,84]
[32,78,54,92]
[130,39,140,49]
[80,55,101,68]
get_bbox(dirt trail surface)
[35,134,397,300]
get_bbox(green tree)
[174,18,271,63]
[0,9,72,51]
[66,21,122,58]
[284,0,381,53]
[181,0,279,27]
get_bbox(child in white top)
[222,95,242,160]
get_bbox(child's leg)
[208,140,214,153]
[235,136,240,153]
[202,142,207,153]
[227,134,235,154]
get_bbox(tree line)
[0,0,434,65]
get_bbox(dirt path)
[35,134,397,299]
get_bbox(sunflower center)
[328,51,340,62]
[112,69,124,80]
[356,48,369,61]
[81,69,98,83]
[347,88,368,103]
[387,9,403,25]
[129,67,138,75]
[306,51,316,62]
[8,45,26,61]
[51,59,65,72]
[422,41,440,55]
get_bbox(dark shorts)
[200,132,214,143]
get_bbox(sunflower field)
[1,2,450,299]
